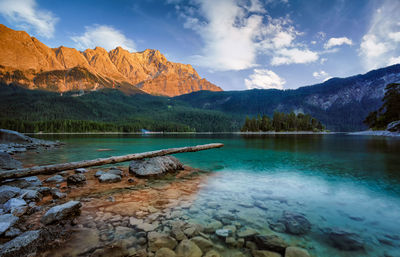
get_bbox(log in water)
[0,143,224,180]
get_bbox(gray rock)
[75,168,88,174]
[37,187,51,196]
[45,175,64,183]
[0,129,33,144]
[20,189,42,202]
[387,120,400,132]
[5,227,22,238]
[129,156,183,177]
[281,212,311,235]
[41,200,82,225]
[4,198,27,216]
[0,230,42,257]
[98,173,121,183]
[67,174,86,186]
[108,169,123,176]
[0,214,19,235]
[0,186,21,204]
[50,188,66,199]
[0,152,22,170]
[94,170,106,177]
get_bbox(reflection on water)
[22,133,400,256]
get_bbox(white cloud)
[71,25,136,52]
[271,48,318,65]
[245,69,285,89]
[388,56,400,65]
[359,0,400,69]
[0,0,58,38]
[324,37,353,49]
[175,0,318,71]
[313,70,331,81]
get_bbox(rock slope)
[0,24,222,96]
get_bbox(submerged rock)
[148,231,177,252]
[0,185,21,204]
[285,246,311,257]
[215,229,231,237]
[252,250,282,257]
[155,247,177,257]
[0,213,19,235]
[67,174,87,186]
[0,230,42,257]
[41,200,82,225]
[254,235,288,254]
[281,212,311,235]
[0,152,22,170]
[98,173,121,183]
[323,228,364,251]
[175,239,202,257]
[129,156,183,177]
[190,236,214,252]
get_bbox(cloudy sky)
[0,0,399,90]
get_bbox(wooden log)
[0,143,224,181]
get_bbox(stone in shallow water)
[148,231,178,252]
[175,239,202,257]
[324,228,364,251]
[41,200,82,225]
[215,229,231,237]
[285,246,310,257]
[237,227,258,238]
[0,230,42,257]
[281,212,311,235]
[204,250,221,257]
[252,250,282,257]
[204,220,223,233]
[98,173,121,183]
[129,156,183,177]
[190,236,214,252]
[0,185,21,204]
[155,247,177,257]
[0,213,19,235]
[254,235,288,254]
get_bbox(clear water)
[21,134,400,256]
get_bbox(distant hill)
[175,64,400,131]
[0,24,222,97]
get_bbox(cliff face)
[0,24,222,96]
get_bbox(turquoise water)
[22,134,400,256]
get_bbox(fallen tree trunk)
[0,143,224,181]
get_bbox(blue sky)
[0,0,399,91]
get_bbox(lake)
[22,133,400,257]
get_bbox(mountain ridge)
[0,24,222,96]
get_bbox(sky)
[0,0,399,91]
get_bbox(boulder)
[0,230,43,257]
[67,174,87,186]
[237,228,258,238]
[98,173,121,183]
[285,247,310,257]
[0,213,19,235]
[94,170,106,177]
[108,168,123,176]
[129,156,183,177]
[0,129,33,144]
[204,250,221,257]
[190,236,214,252]
[45,175,64,183]
[254,235,288,254]
[155,248,177,257]
[281,212,311,235]
[0,185,21,204]
[50,188,66,199]
[387,120,400,132]
[75,168,88,174]
[0,152,22,170]
[4,227,22,237]
[148,231,178,252]
[252,250,282,257]
[4,198,27,216]
[324,228,364,251]
[175,239,202,257]
[204,220,223,233]
[41,200,82,225]
[20,189,42,202]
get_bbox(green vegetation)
[0,83,240,133]
[364,83,400,130]
[241,112,324,132]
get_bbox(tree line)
[241,111,325,132]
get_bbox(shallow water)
[22,134,400,256]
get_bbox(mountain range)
[0,24,221,97]
[0,24,399,131]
